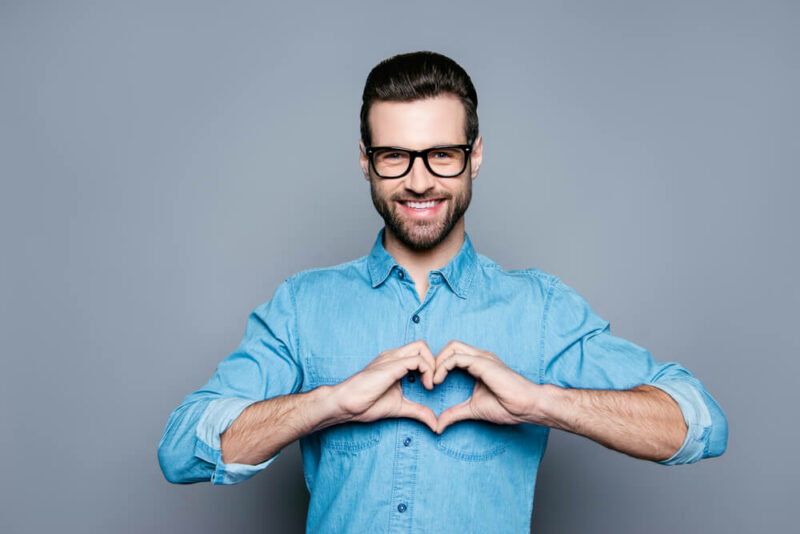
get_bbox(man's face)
[360,94,483,251]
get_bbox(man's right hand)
[329,340,438,432]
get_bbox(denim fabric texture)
[158,227,728,533]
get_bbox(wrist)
[524,383,567,428]
[310,384,353,430]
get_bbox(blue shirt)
[158,228,728,533]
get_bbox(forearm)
[532,384,687,462]
[220,385,346,465]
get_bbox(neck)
[382,218,466,275]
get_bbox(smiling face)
[360,93,483,252]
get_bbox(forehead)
[368,93,466,148]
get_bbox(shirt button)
[412,314,420,323]
[397,503,407,513]
[398,270,404,279]
[407,372,416,383]
[403,437,412,446]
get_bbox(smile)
[401,200,443,209]
[396,199,446,218]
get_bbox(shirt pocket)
[435,366,527,461]
[304,355,382,453]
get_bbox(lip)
[395,199,446,219]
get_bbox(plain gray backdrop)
[1,1,797,533]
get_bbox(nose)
[405,154,436,194]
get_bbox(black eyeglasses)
[364,143,473,179]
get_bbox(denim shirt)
[158,228,728,533]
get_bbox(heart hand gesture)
[330,340,439,432]
[433,340,538,433]
[330,339,539,434]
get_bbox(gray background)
[1,1,797,532]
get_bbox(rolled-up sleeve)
[158,277,303,484]
[540,277,728,464]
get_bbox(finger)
[437,339,479,360]
[382,354,434,385]
[417,339,436,390]
[418,341,437,390]
[404,340,436,390]
[436,399,474,434]
[432,345,457,385]
[397,398,438,433]
[433,341,480,383]
[434,352,492,385]
[432,348,469,385]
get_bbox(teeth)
[404,200,441,209]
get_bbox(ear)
[359,140,370,181]
[469,136,483,180]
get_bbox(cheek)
[446,180,469,198]
[370,180,396,202]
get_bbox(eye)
[431,150,454,159]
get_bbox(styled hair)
[360,51,479,147]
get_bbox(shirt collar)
[367,227,477,299]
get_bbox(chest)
[295,277,542,391]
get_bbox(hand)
[433,340,539,434]
[330,340,438,432]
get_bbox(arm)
[219,386,340,465]
[535,383,686,461]
[221,339,440,465]
[433,278,728,465]
[158,278,304,485]
[221,338,441,466]
[540,278,728,465]
[434,342,687,461]
[158,272,440,484]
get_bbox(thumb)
[436,400,473,434]
[397,399,438,433]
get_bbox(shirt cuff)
[647,380,712,465]
[194,397,280,485]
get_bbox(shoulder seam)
[487,265,560,285]
[539,275,558,385]
[285,277,303,392]
[287,256,368,281]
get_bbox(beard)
[369,171,472,252]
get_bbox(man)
[158,51,727,533]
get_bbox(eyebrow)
[371,141,468,148]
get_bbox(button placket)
[389,273,433,533]
[388,423,420,532]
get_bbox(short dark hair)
[360,51,479,147]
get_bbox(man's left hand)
[433,340,542,433]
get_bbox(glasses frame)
[364,143,474,179]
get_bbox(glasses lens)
[426,148,466,177]
[372,148,411,178]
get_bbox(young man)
[159,51,727,533]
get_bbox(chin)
[397,223,451,250]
